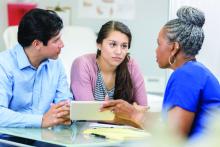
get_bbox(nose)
[114,46,122,54]
[59,39,64,48]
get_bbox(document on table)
[84,123,151,140]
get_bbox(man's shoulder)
[0,49,12,58]
[0,49,15,67]
[48,58,64,70]
[0,50,16,79]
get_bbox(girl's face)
[156,28,174,68]
[97,30,129,68]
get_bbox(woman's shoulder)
[127,57,138,67]
[72,53,98,75]
[127,57,141,74]
[171,61,214,84]
[175,61,208,76]
[73,53,96,66]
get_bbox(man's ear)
[32,40,43,50]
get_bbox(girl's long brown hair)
[96,21,134,104]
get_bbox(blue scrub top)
[163,61,220,138]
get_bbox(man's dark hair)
[18,8,63,48]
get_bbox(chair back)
[3,26,18,49]
[60,26,97,84]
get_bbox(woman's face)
[98,30,129,67]
[156,28,173,68]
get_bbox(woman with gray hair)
[156,6,220,138]
[102,6,220,139]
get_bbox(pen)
[91,133,107,139]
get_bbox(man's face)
[41,32,64,60]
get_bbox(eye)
[109,41,117,48]
[53,37,60,43]
[121,44,128,49]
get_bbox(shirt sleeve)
[0,65,42,127]
[129,59,148,106]
[164,69,201,112]
[54,60,73,103]
[70,57,94,101]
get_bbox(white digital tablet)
[70,101,115,121]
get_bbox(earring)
[168,54,176,65]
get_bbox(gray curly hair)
[164,6,205,56]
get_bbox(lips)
[112,57,122,61]
[156,56,158,62]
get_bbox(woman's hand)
[100,99,147,128]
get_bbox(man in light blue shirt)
[0,8,73,128]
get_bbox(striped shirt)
[94,67,114,101]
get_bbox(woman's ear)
[171,42,180,56]
[97,43,101,50]
[173,42,180,52]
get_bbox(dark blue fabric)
[162,61,220,138]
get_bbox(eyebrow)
[107,39,116,42]
[53,35,61,41]
[107,40,128,44]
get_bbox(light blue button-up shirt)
[0,44,73,127]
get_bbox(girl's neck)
[97,57,116,74]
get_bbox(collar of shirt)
[15,44,49,70]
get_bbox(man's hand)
[41,100,71,128]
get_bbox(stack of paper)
[83,126,151,140]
